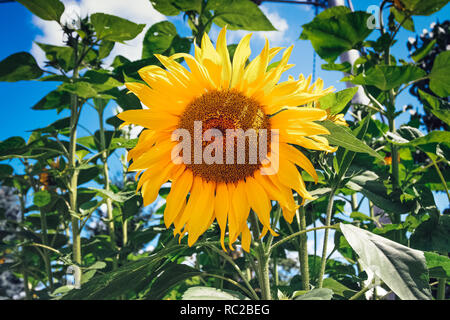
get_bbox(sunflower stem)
[249,211,271,300]
[317,186,336,288]
[296,206,310,290]
[68,36,81,266]
[97,105,118,270]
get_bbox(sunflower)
[118,27,336,252]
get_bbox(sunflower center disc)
[178,89,271,183]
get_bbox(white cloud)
[31,0,166,68]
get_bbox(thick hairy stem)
[296,207,310,290]
[98,109,118,268]
[318,187,336,288]
[69,46,81,265]
[249,212,271,300]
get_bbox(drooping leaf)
[145,263,202,300]
[16,0,65,21]
[339,223,432,300]
[346,171,410,214]
[0,52,43,82]
[61,245,186,300]
[320,120,384,161]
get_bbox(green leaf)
[142,21,191,59]
[429,51,450,98]
[33,116,71,135]
[320,120,384,161]
[350,65,426,91]
[145,263,202,300]
[293,288,333,300]
[16,0,64,21]
[318,87,358,115]
[346,171,410,214]
[33,190,52,208]
[0,136,26,156]
[58,82,97,99]
[412,39,436,62]
[182,286,244,300]
[90,13,145,42]
[387,130,450,148]
[98,41,115,60]
[208,0,276,31]
[424,252,450,279]
[81,70,123,92]
[61,245,185,300]
[339,223,432,300]
[410,215,450,252]
[36,43,74,72]
[400,0,450,16]
[149,0,202,16]
[321,62,352,73]
[89,188,134,203]
[390,7,415,32]
[300,8,372,62]
[322,278,357,299]
[0,52,43,82]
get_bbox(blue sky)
[0,0,448,219]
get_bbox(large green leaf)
[350,65,426,91]
[387,130,450,148]
[424,252,450,279]
[182,286,245,300]
[300,7,372,62]
[390,7,415,32]
[293,288,333,300]
[318,87,358,115]
[16,0,64,21]
[410,215,450,252]
[208,0,275,31]
[0,52,43,82]
[32,90,71,112]
[339,223,432,300]
[400,0,449,16]
[142,21,191,59]
[320,120,384,161]
[429,51,450,98]
[418,90,450,126]
[346,171,410,214]
[61,245,185,299]
[90,13,145,42]
[149,0,202,15]
[144,263,202,300]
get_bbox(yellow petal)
[245,177,278,236]
[164,169,193,228]
[231,33,252,89]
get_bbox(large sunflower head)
[118,27,336,252]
